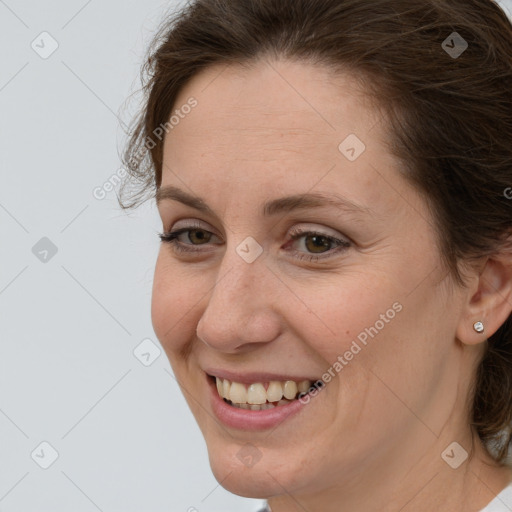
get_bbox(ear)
[456,252,512,345]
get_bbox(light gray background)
[1,1,511,511]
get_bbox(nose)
[195,248,282,353]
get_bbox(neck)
[267,428,512,512]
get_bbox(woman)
[120,0,512,510]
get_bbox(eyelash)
[158,222,351,262]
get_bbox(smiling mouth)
[210,375,316,410]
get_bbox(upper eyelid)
[167,222,344,240]
[169,219,216,233]
[288,223,349,239]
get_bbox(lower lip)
[207,375,309,431]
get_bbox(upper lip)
[203,367,320,384]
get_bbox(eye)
[171,228,212,245]
[158,222,351,261]
[158,223,221,252]
[284,227,351,261]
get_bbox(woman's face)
[152,59,474,501]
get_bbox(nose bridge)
[196,242,281,351]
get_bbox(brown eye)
[286,228,351,262]
[303,234,332,254]
[187,229,212,245]
[158,225,220,250]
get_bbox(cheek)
[287,275,400,362]
[291,272,442,413]
[314,272,457,435]
[150,253,205,353]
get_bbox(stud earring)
[473,321,485,333]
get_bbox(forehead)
[167,58,379,147]
[160,58,413,218]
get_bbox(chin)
[205,441,297,499]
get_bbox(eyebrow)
[155,186,374,218]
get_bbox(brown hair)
[120,0,512,464]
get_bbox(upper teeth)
[216,377,312,404]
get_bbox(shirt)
[257,484,512,512]
[480,483,512,511]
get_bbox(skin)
[151,58,512,512]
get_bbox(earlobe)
[456,255,512,346]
